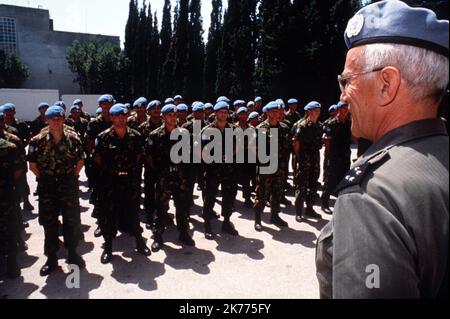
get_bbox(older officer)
[316,0,449,298]
[28,105,85,276]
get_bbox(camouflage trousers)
[203,165,236,221]
[38,175,82,256]
[294,154,321,207]
[144,167,157,224]
[154,167,190,234]
[236,164,256,201]
[254,167,284,213]
[98,174,143,241]
[0,190,18,256]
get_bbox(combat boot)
[40,254,58,276]
[254,209,263,232]
[151,234,163,253]
[295,207,304,223]
[222,219,239,236]
[304,206,322,220]
[179,231,195,247]
[136,237,151,256]
[100,241,113,264]
[321,194,332,215]
[94,225,102,238]
[270,212,288,227]
[280,196,292,206]
[204,220,214,240]
[67,249,86,269]
[6,254,21,278]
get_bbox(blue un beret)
[54,101,66,110]
[263,101,280,113]
[109,104,128,116]
[37,102,50,110]
[204,103,214,110]
[288,98,298,105]
[2,103,15,111]
[174,95,183,100]
[345,0,449,56]
[304,101,321,111]
[124,103,132,110]
[165,97,175,105]
[98,94,115,104]
[73,99,83,106]
[336,101,349,109]
[328,104,338,112]
[96,107,103,115]
[147,100,162,111]
[254,97,262,103]
[248,112,259,121]
[176,104,188,112]
[216,96,230,103]
[161,104,177,115]
[45,106,65,118]
[233,100,245,107]
[236,107,248,115]
[70,105,80,113]
[133,97,148,108]
[192,102,204,112]
[214,101,229,112]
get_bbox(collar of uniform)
[354,118,448,168]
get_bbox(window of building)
[0,17,17,55]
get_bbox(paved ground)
[0,148,355,299]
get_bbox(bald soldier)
[316,0,449,298]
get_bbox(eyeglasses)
[337,67,384,93]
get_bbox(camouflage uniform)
[27,130,84,257]
[234,122,256,205]
[30,116,47,137]
[145,124,191,240]
[138,119,163,226]
[253,120,291,224]
[66,117,89,144]
[94,127,144,242]
[127,114,149,131]
[292,118,323,210]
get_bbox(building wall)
[0,5,120,95]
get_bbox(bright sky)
[0,0,219,45]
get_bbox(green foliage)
[0,50,30,88]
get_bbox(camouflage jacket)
[322,116,352,160]
[127,114,149,131]
[8,118,30,145]
[257,120,291,170]
[138,119,163,139]
[0,137,21,196]
[27,130,83,177]
[66,117,89,143]
[292,118,323,156]
[85,115,113,143]
[285,110,302,128]
[0,130,26,169]
[30,116,47,137]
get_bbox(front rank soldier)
[94,104,151,264]
[201,101,239,240]
[0,110,22,278]
[85,94,114,237]
[253,102,290,231]
[321,101,352,214]
[139,100,163,229]
[146,104,195,252]
[28,105,85,276]
[292,101,324,222]
[127,97,149,131]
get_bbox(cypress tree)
[159,0,175,98]
[173,0,189,96]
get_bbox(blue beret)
[37,102,50,110]
[54,101,66,110]
[336,101,349,109]
[255,97,262,102]
[328,104,338,112]
[204,103,214,110]
[70,105,81,113]
[73,99,83,106]
[147,100,161,111]
[247,101,255,107]
[248,112,259,120]
[214,101,229,112]
[216,96,230,103]
[233,100,245,107]
[236,107,248,115]
[176,103,188,112]
[98,94,114,104]
[192,102,204,112]
[109,104,128,116]
[165,97,175,104]
[45,105,65,118]
[345,0,449,56]
[96,107,103,115]
[174,95,183,100]
[133,97,148,108]
[304,101,321,111]
[161,104,177,114]
[124,103,131,109]
[2,103,15,111]
[263,101,280,113]
[288,98,298,104]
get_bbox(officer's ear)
[377,66,401,107]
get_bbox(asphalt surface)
[0,148,355,299]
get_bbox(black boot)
[136,237,151,256]
[7,254,21,278]
[94,225,102,238]
[280,196,292,206]
[254,210,263,232]
[101,241,113,264]
[321,194,332,215]
[295,206,304,223]
[40,254,58,276]
[179,230,195,246]
[204,220,214,240]
[304,206,322,220]
[222,218,239,236]
[151,234,163,252]
[270,212,288,227]
[67,249,86,269]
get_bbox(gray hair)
[359,43,449,102]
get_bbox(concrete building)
[0,4,120,94]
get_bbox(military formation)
[0,94,353,279]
